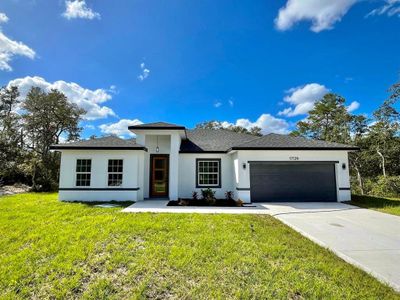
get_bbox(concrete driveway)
[260,202,400,292]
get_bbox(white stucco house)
[50,122,358,203]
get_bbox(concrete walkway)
[122,200,271,214]
[263,202,400,292]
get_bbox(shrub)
[236,198,244,207]
[179,199,189,206]
[225,191,234,201]
[368,176,400,198]
[192,191,198,200]
[201,188,216,205]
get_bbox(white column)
[169,133,180,200]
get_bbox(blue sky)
[0,0,399,138]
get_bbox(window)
[108,159,123,186]
[196,159,221,188]
[76,159,91,186]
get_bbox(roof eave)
[179,150,227,154]
[229,146,360,151]
[49,146,148,151]
[128,126,186,130]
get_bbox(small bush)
[236,198,244,207]
[179,198,189,206]
[201,188,216,205]
[367,176,400,198]
[192,191,198,200]
[225,191,234,201]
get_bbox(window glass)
[197,160,220,187]
[76,159,91,186]
[108,159,123,186]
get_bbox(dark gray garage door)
[249,162,337,202]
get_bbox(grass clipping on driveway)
[0,194,398,299]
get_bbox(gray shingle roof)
[180,130,358,152]
[180,129,258,152]
[230,133,359,150]
[128,122,186,130]
[50,128,358,152]
[50,136,146,150]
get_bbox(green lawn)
[0,194,398,299]
[350,194,400,217]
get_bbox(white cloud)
[347,101,360,112]
[7,76,116,120]
[99,119,143,137]
[278,83,329,117]
[275,0,357,32]
[138,62,150,81]
[366,0,400,17]
[0,31,36,71]
[0,13,9,24]
[222,114,290,135]
[214,101,222,108]
[228,99,234,107]
[62,0,100,20]
[107,85,119,95]
[84,124,95,130]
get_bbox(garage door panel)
[250,163,336,202]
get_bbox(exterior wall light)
[342,163,346,170]
[242,162,246,170]
[156,136,159,153]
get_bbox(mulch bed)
[167,199,243,207]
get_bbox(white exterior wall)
[58,150,144,202]
[234,150,351,203]
[178,153,234,199]
[56,137,351,203]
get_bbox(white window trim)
[196,159,221,188]
[107,159,124,187]
[75,158,92,187]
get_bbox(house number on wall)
[289,156,299,161]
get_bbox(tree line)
[291,82,400,197]
[0,86,85,191]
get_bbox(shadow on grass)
[349,194,400,210]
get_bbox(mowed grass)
[350,194,400,217]
[0,194,398,299]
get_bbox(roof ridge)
[286,134,356,147]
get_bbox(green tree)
[291,93,352,143]
[349,115,370,194]
[0,86,25,182]
[195,120,224,130]
[196,120,262,136]
[22,87,85,191]
[367,91,400,177]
